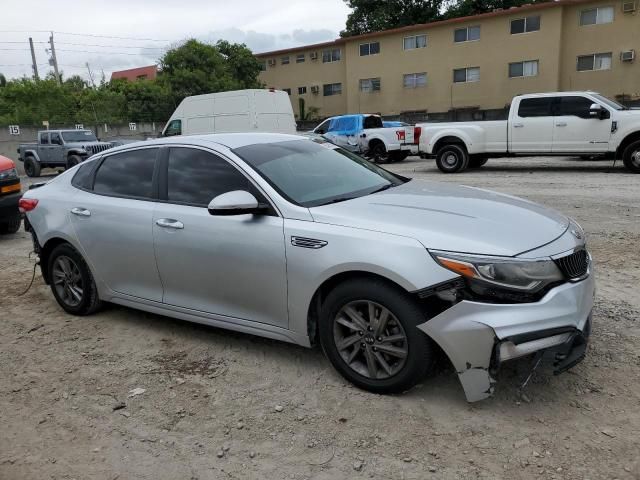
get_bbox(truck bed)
[418,120,508,154]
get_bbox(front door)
[49,132,65,165]
[152,147,289,328]
[69,147,163,301]
[509,97,554,153]
[552,96,612,153]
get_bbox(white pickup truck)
[417,91,640,174]
[312,114,418,163]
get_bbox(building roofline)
[256,0,592,58]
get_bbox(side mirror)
[208,190,268,216]
[589,103,608,119]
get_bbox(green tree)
[341,0,445,36]
[443,0,550,19]
[0,73,6,88]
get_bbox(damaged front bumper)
[418,273,595,402]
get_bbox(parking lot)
[1,156,639,480]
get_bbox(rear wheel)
[370,142,389,164]
[0,216,21,235]
[622,140,640,173]
[468,156,489,168]
[66,154,82,170]
[24,156,41,177]
[435,144,469,173]
[318,278,434,394]
[48,243,102,315]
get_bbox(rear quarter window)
[71,160,98,190]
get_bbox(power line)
[0,30,170,42]
[0,40,167,50]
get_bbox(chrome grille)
[555,249,589,280]
[87,144,112,155]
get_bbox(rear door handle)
[555,122,568,127]
[513,123,524,128]
[156,218,184,229]
[70,207,91,217]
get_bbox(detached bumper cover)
[418,273,595,402]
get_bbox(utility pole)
[29,37,39,81]
[49,32,61,84]
[85,62,96,88]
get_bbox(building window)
[298,86,307,94]
[281,56,290,65]
[259,61,266,71]
[509,60,539,77]
[511,15,541,34]
[403,72,427,88]
[453,67,480,83]
[359,77,381,92]
[323,83,342,96]
[283,88,291,95]
[454,26,480,43]
[296,53,305,63]
[580,6,614,25]
[403,34,427,50]
[359,42,380,56]
[322,48,341,63]
[577,52,612,71]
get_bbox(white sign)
[129,122,137,131]
[8,125,20,135]
[42,120,49,128]
[75,124,84,130]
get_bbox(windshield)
[233,139,406,207]
[592,94,627,110]
[61,130,98,142]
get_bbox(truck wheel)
[622,141,640,173]
[370,143,389,164]
[390,151,410,162]
[0,216,21,235]
[436,144,469,173]
[24,156,41,177]
[67,155,82,170]
[468,156,488,168]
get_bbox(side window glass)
[40,133,49,145]
[167,148,251,206]
[165,119,182,137]
[517,98,551,117]
[557,96,594,118]
[50,132,62,145]
[315,120,329,134]
[94,148,157,199]
[71,159,97,189]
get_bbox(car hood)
[309,179,569,257]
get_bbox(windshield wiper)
[370,183,395,194]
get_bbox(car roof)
[515,91,600,98]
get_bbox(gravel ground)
[1,156,639,480]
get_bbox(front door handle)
[156,218,184,229]
[555,122,568,127]
[70,207,91,217]
[513,123,524,128]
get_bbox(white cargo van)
[161,89,297,137]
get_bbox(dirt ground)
[1,156,639,480]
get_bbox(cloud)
[200,27,337,53]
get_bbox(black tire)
[622,140,640,173]
[318,278,434,394]
[370,142,389,164]
[48,243,102,316]
[390,151,410,162]
[66,154,82,170]
[468,156,489,168]
[435,144,469,173]
[24,156,41,178]
[0,216,21,235]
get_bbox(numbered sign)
[129,122,137,131]
[8,125,20,135]
[75,124,84,130]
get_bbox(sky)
[0,0,350,81]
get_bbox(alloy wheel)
[333,300,408,379]
[52,255,84,307]
[631,149,640,168]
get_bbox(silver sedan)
[20,133,594,401]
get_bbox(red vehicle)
[0,155,22,234]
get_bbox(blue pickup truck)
[312,114,418,163]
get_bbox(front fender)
[24,150,41,162]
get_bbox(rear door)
[551,95,612,153]
[509,97,554,153]
[69,147,163,301]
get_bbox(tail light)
[18,198,38,213]
[414,126,422,145]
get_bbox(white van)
[161,89,297,137]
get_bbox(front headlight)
[430,250,564,292]
[0,167,18,181]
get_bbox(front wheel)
[435,144,469,173]
[370,143,389,164]
[48,243,102,315]
[66,155,82,170]
[622,140,640,173]
[318,278,434,394]
[24,156,41,177]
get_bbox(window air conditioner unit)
[310,85,320,94]
[621,49,636,62]
[622,1,636,13]
[267,59,276,67]
[310,52,318,60]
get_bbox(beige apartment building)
[256,0,640,120]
